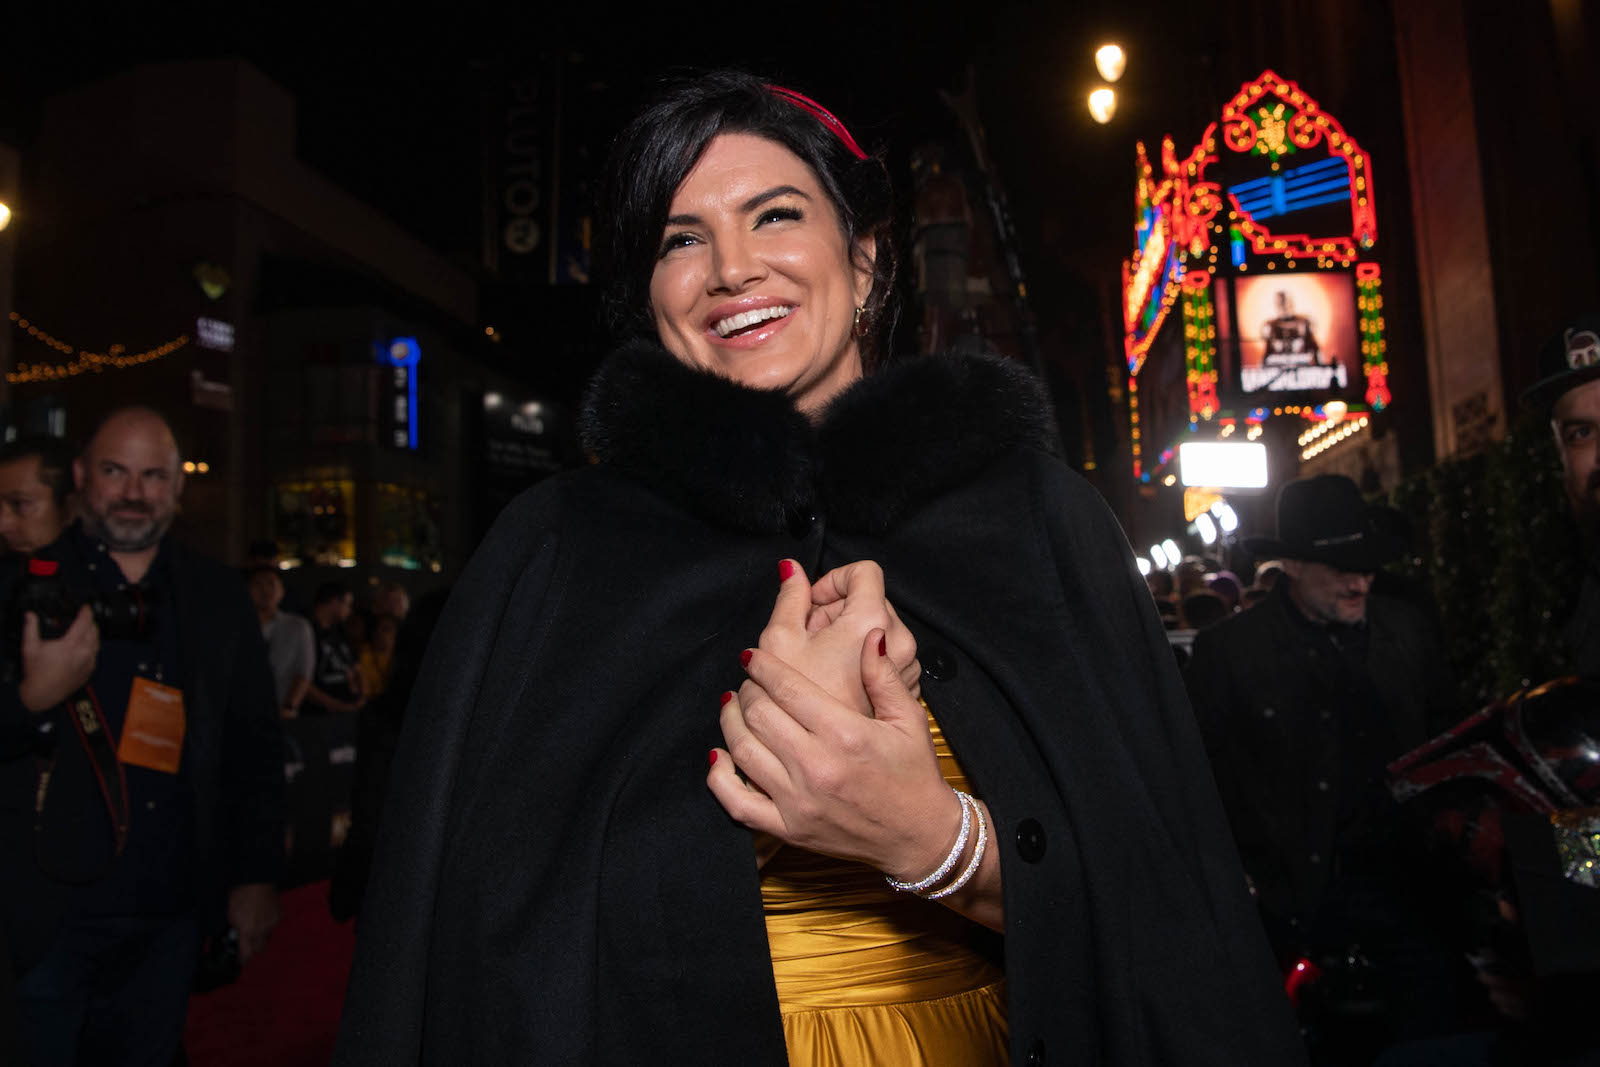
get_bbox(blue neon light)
[1227,157,1351,222]
[384,337,421,451]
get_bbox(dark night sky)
[1,4,1189,308]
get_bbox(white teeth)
[713,305,792,338]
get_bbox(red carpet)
[183,882,355,1067]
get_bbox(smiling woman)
[647,133,874,413]
[336,70,1303,1067]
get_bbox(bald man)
[1,407,284,1066]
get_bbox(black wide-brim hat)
[1244,473,1404,573]
[1522,312,1600,411]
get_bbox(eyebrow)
[665,185,812,227]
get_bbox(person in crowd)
[1529,312,1600,675]
[1205,569,1243,613]
[0,435,76,556]
[329,588,450,923]
[247,565,314,717]
[1253,558,1286,592]
[335,71,1298,1066]
[374,580,409,623]
[356,613,397,701]
[304,582,364,714]
[1184,474,1464,1059]
[1181,589,1230,630]
[0,407,283,1066]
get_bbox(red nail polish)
[878,635,887,657]
[778,559,796,581]
[709,750,718,767]
[719,691,734,707]
[740,649,754,668]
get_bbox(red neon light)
[1216,70,1378,253]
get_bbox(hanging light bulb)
[1095,44,1126,83]
[1137,556,1152,576]
[1162,539,1182,565]
[1195,513,1218,545]
[1217,503,1239,533]
[1088,88,1117,125]
[0,202,12,232]
[1150,543,1169,570]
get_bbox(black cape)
[335,343,1303,1065]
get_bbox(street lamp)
[1089,88,1117,124]
[1095,44,1126,83]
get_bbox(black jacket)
[1184,583,1458,952]
[336,343,1302,1066]
[0,531,285,974]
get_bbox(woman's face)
[649,132,875,415]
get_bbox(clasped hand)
[706,560,962,884]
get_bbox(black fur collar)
[578,340,1059,535]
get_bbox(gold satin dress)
[758,709,1009,1066]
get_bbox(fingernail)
[719,691,734,707]
[709,750,718,767]
[778,559,796,581]
[740,649,754,668]
[878,635,887,657]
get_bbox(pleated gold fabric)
[760,709,1009,1066]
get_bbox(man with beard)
[1528,313,1600,675]
[1184,474,1463,1061]
[0,408,283,1066]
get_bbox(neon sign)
[383,337,421,451]
[1121,69,1390,482]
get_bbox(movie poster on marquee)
[1233,273,1359,395]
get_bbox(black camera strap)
[33,683,130,884]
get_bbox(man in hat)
[1184,474,1462,1051]
[1526,313,1600,675]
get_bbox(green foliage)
[1386,414,1585,704]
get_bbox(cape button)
[1024,1038,1046,1065]
[922,648,957,682]
[1016,819,1047,863]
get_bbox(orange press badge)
[117,678,185,774]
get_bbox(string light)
[1301,416,1370,460]
[1181,271,1219,417]
[8,311,190,385]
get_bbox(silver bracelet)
[924,795,988,900]
[885,788,972,894]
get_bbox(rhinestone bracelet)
[924,795,988,900]
[885,788,972,894]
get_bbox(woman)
[336,72,1301,1065]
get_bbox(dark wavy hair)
[600,70,898,366]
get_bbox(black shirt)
[65,523,195,917]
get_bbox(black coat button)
[923,648,957,681]
[1024,1039,1046,1065]
[1016,819,1047,863]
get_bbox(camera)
[9,554,159,644]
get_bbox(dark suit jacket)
[1185,583,1459,954]
[335,345,1303,1066]
[0,530,285,975]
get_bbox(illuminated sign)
[1233,273,1359,394]
[382,337,421,450]
[1121,69,1390,482]
[196,317,234,352]
[1178,442,1269,488]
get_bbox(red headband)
[764,84,869,161]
